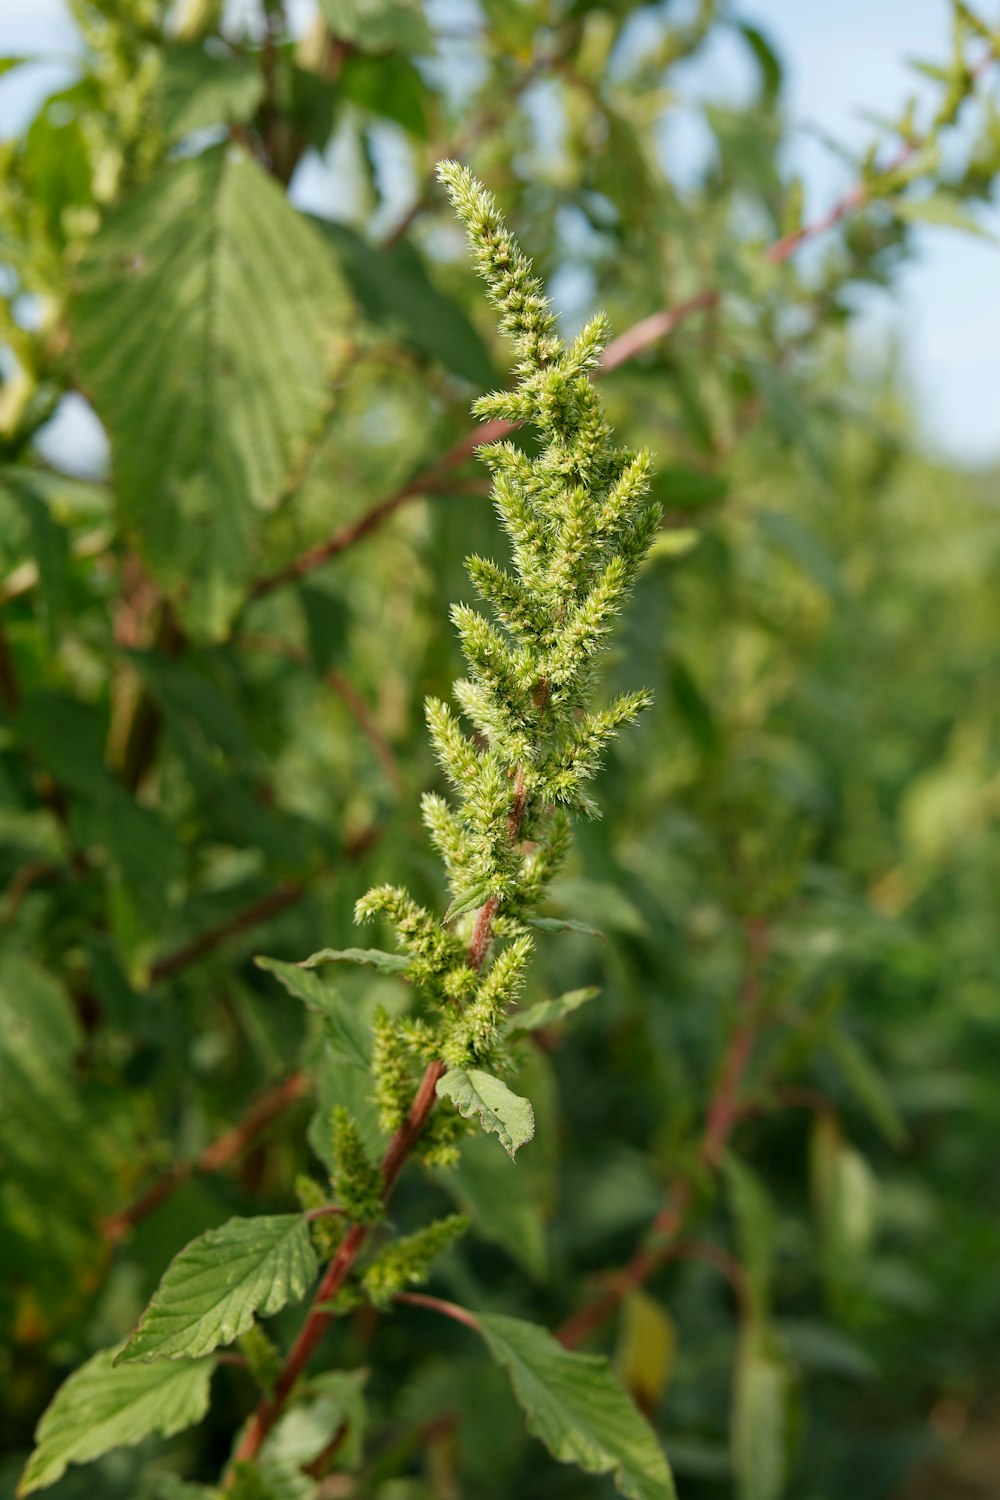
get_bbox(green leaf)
[507,987,599,1034]
[299,947,410,975]
[320,222,496,386]
[443,882,491,924]
[256,957,371,1071]
[72,144,353,638]
[547,878,646,935]
[229,1457,317,1500]
[894,192,997,239]
[811,1115,878,1305]
[0,955,140,1326]
[732,1327,797,1500]
[19,1345,216,1493]
[738,22,783,105]
[645,528,699,564]
[525,916,605,940]
[338,51,427,136]
[2,474,71,635]
[158,45,264,142]
[441,1047,557,1279]
[155,1482,221,1500]
[476,1314,676,1500]
[436,1068,535,1159]
[299,584,349,672]
[776,1320,876,1381]
[317,0,430,54]
[615,1291,676,1413]
[119,1215,317,1362]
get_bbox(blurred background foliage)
[1,0,999,1496]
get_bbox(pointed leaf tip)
[436,1068,535,1159]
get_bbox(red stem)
[249,422,511,600]
[395,1291,483,1332]
[227,1058,446,1473]
[225,683,539,1475]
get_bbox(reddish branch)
[557,916,769,1348]
[146,826,382,989]
[249,425,510,599]
[395,1290,483,1332]
[227,1059,447,1474]
[102,1070,310,1242]
[149,882,307,984]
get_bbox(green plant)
[4,4,1000,1499]
[18,163,677,1500]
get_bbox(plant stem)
[395,1290,483,1332]
[225,698,541,1475]
[249,428,511,599]
[149,882,308,983]
[225,1058,446,1474]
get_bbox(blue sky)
[1,0,997,467]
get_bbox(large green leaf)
[0,956,138,1327]
[72,144,353,637]
[120,1215,317,1362]
[19,1345,216,1493]
[436,1068,534,1159]
[477,1314,676,1500]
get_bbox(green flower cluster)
[350,164,660,1142]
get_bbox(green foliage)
[477,1313,677,1500]
[19,1346,216,1494]
[73,144,353,638]
[120,1215,318,1362]
[3,1,1000,1498]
